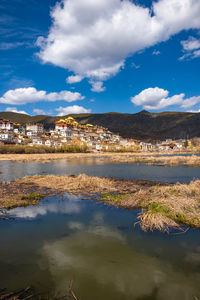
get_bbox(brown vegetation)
[0,180,51,210]
[110,153,200,167]
[0,151,200,167]
[1,174,200,233]
[0,144,88,155]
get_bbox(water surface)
[0,157,200,183]
[1,157,200,299]
[1,195,200,299]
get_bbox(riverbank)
[0,152,200,167]
[1,174,200,233]
[110,153,200,167]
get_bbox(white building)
[0,119,13,131]
[32,139,43,146]
[26,124,44,134]
[0,133,13,141]
[27,131,38,137]
[45,140,52,147]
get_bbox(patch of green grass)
[101,193,128,202]
[165,189,181,196]
[174,214,200,227]
[148,203,200,228]
[148,203,171,216]
[21,193,45,201]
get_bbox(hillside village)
[0,116,196,152]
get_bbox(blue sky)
[0,0,200,116]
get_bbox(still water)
[0,157,200,183]
[1,158,200,299]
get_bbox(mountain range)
[0,110,200,141]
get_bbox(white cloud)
[131,87,200,110]
[56,105,91,116]
[66,75,83,84]
[181,37,200,51]
[90,81,106,93]
[131,62,140,69]
[33,108,46,115]
[181,96,200,109]
[189,109,200,113]
[36,0,200,90]
[152,50,161,55]
[193,49,200,58]
[0,42,24,50]
[0,87,85,105]
[179,36,200,60]
[5,107,29,115]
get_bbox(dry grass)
[110,154,200,167]
[138,212,181,233]
[0,180,51,210]
[116,180,200,232]
[18,174,152,195]
[1,174,200,233]
[1,151,199,167]
[0,152,97,162]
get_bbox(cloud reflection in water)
[8,194,82,219]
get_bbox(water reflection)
[0,157,200,183]
[41,223,200,300]
[9,194,82,219]
[1,195,200,299]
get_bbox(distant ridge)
[0,111,200,140]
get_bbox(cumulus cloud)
[66,75,83,84]
[0,87,84,105]
[36,0,200,90]
[90,81,106,93]
[131,87,200,110]
[5,107,29,115]
[179,36,200,60]
[56,105,91,116]
[33,108,46,115]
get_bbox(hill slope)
[1,110,200,140]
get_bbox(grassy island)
[1,174,200,233]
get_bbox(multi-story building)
[26,124,44,134]
[0,133,13,142]
[0,119,14,131]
